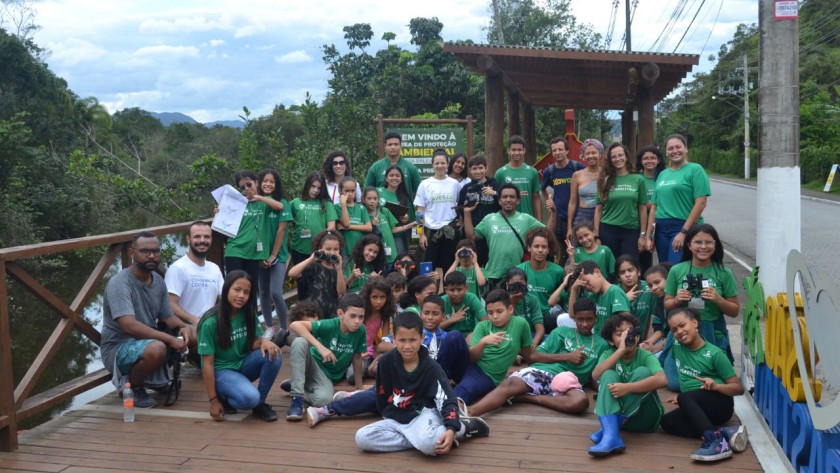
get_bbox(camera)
[458,249,472,258]
[685,274,706,295]
[624,326,641,347]
[507,281,529,295]
[394,260,416,272]
[314,250,339,264]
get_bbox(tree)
[484,0,601,48]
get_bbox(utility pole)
[743,54,751,179]
[757,0,800,295]
[625,0,632,51]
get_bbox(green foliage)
[485,0,601,49]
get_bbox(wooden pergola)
[443,43,700,170]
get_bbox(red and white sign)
[775,0,798,20]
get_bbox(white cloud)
[47,38,108,66]
[134,45,200,58]
[208,39,225,47]
[138,16,221,35]
[274,50,313,64]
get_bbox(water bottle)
[177,335,188,363]
[123,382,135,422]
[416,211,424,236]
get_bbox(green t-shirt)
[345,262,376,293]
[530,326,609,385]
[672,340,735,392]
[517,261,565,317]
[442,292,487,333]
[596,174,648,229]
[587,284,631,335]
[309,317,367,383]
[494,164,540,216]
[514,292,544,331]
[335,203,371,257]
[377,187,416,222]
[267,198,293,263]
[197,311,263,371]
[574,243,616,280]
[371,207,399,263]
[456,266,482,298]
[629,280,656,337]
[665,261,738,323]
[289,198,338,255]
[475,212,544,279]
[471,316,533,385]
[642,175,657,202]
[224,200,271,260]
[596,347,665,413]
[652,162,711,221]
[365,157,422,199]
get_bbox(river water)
[9,237,186,429]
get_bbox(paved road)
[704,179,840,283]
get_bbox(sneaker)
[333,390,359,402]
[272,328,290,348]
[456,397,469,418]
[722,425,748,453]
[279,379,291,393]
[461,417,490,439]
[286,396,304,421]
[252,402,278,422]
[133,387,157,409]
[307,406,332,427]
[690,429,732,462]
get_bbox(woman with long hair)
[322,150,361,204]
[567,138,603,241]
[636,145,664,273]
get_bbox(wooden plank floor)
[0,356,764,473]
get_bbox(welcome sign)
[744,250,840,472]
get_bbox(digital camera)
[624,326,641,347]
[685,273,707,295]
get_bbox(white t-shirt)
[413,176,459,230]
[326,181,362,204]
[164,255,223,318]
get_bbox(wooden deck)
[0,359,763,473]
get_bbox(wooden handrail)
[0,220,298,452]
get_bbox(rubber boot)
[589,414,624,444]
[588,414,626,457]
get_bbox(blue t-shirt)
[540,160,585,218]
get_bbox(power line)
[673,0,708,53]
[604,0,619,49]
[698,0,724,58]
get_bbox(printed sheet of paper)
[211,185,248,238]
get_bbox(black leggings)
[599,222,640,262]
[660,390,734,439]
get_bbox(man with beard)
[463,184,544,290]
[100,232,192,408]
[165,221,223,325]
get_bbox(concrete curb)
[710,177,840,207]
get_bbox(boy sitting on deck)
[355,311,490,456]
[465,297,608,417]
[283,293,367,421]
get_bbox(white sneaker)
[333,390,359,402]
[306,406,331,428]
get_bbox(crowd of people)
[99,132,748,462]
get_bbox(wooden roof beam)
[476,54,532,107]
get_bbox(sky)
[28,0,758,123]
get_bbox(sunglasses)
[239,181,254,191]
[135,248,161,256]
[332,160,347,166]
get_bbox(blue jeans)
[453,363,497,404]
[259,260,288,328]
[331,388,378,416]
[214,349,282,409]
[654,218,686,265]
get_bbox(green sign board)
[388,127,467,179]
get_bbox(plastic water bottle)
[416,211,424,236]
[123,382,135,422]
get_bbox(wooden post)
[523,102,536,164]
[637,86,655,153]
[0,260,18,451]
[485,72,505,174]
[375,114,385,158]
[508,91,521,137]
[621,108,635,156]
[466,115,474,157]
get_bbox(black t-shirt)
[457,178,500,225]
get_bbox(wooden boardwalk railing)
[0,221,231,452]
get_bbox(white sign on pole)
[774,0,798,20]
[824,164,839,193]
